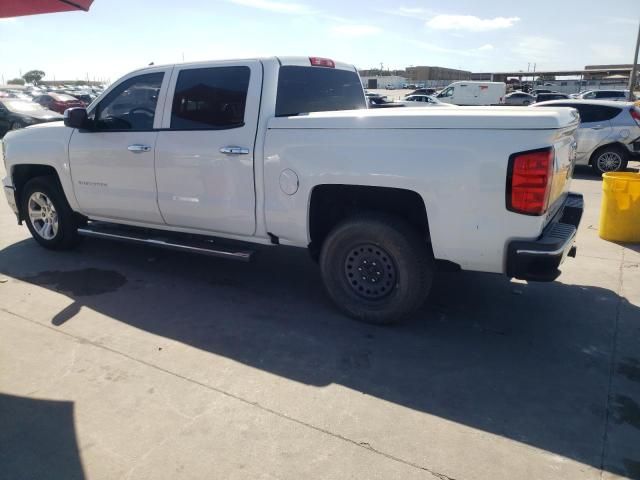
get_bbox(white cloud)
[426,14,520,32]
[511,36,563,63]
[604,16,638,26]
[590,44,628,62]
[477,44,494,51]
[379,6,435,19]
[329,24,381,37]
[229,0,313,15]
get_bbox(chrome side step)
[77,223,255,262]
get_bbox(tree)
[22,70,46,85]
[7,78,25,85]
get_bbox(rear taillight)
[630,107,640,126]
[507,147,554,216]
[309,57,335,68]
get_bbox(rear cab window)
[275,65,366,117]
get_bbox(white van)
[436,81,506,106]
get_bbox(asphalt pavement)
[1,162,639,480]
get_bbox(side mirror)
[64,107,90,129]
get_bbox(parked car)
[405,88,437,97]
[398,95,455,107]
[70,93,96,105]
[535,93,570,102]
[569,90,590,99]
[576,90,630,101]
[533,100,640,174]
[531,88,555,96]
[2,55,583,324]
[435,81,506,105]
[32,93,85,113]
[504,91,535,105]
[365,93,403,108]
[0,99,62,136]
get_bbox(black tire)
[21,176,80,250]
[319,213,434,325]
[590,145,629,175]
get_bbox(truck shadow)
[1,237,639,478]
[0,393,85,480]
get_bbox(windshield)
[275,66,366,117]
[2,100,48,113]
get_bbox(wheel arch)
[11,164,63,222]
[589,142,629,166]
[308,184,431,259]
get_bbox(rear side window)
[575,104,621,122]
[171,66,250,130]
[275,66,366,117]
[537,103,621,123]
[596,91,624,99]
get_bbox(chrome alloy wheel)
[28,192,58,240]
[596,151,623,172]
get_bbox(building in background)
[358,65,471,89]
[405,66,471,83]
[359,75,408,89]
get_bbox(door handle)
[220,146,250,155]
[591,125,605,130]
[128,144,152,153]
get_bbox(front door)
[68,69,170,224]
[154,61,261,236]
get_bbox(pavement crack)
[598,247,625,479]
[1,306,453,480]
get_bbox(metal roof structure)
[0,0,93,18]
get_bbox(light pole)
[628,20,640,101]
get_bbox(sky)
[0,0,638,84]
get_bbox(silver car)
[533,100,640,174]
[504,91,535,105]
[575,89,629,101]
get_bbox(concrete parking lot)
[1,162,639,480]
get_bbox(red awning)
[0,0,94,18]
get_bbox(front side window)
[439,87,453,97]
[94,72,163,131]
[171,66,250,130]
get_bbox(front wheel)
[319,214,434,325]
[21,176,80,250]
[591,145,628,175]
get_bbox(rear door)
[572,104,617,162]
[154,61,261,235]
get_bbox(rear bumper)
[506,192,584,282]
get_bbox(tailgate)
[546,127,578,223]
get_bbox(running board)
[77,222,255,262]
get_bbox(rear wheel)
[21,176,80,250]
[319,214,433,325]
[591,145,628,175]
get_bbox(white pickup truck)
[2,56,584,324]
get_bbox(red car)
[33,93,85,114]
